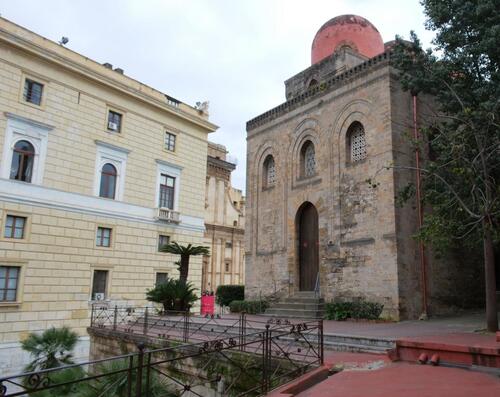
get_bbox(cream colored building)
[202,142,245,292]
[0,18,217,374]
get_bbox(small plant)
[324,299,383,321]
[21,327,79,372]
[229,300,269,314]
[146,279,198,312]
[215,285,244,307]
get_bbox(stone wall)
[246,60,402,318]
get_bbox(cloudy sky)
[0,0,434,192]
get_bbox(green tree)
[392,0,500,331]
[21,327,79,372]
[159,242,209,284]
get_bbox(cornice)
[0,24,218,133]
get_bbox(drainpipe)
[413,94,428,318]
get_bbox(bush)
[146,279,198,312]
[216,285,244,307]
[324,299,383,321]
[229,300,269,314]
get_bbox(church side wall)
[389,74,484,318]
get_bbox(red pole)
[413,94,428,317]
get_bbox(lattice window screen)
[266,157,276,186]
[350,125,367,162]
[304,144,316,177]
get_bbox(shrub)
[216,285,244,307]
[229,300,269,314]
[324,299,383,321]
[146,279,198,312]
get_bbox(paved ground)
[295,350,500,397]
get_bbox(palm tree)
[21,327,78,372]
[159,242,209,284]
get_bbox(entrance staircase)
[264,291,325,319]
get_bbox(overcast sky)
[0,0,434,192]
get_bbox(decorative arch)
[289,118,320,183]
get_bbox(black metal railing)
[0,315,324,397]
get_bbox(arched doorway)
[297,202,319,291]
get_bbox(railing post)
[113,305,118,331]
[135,343,145,397]
[261,324,271,394]
[90,303,95,327]
[145,351,152,397]
[127,355,134,397]
[143,307,149,335]
[183,310,189,343]
[319,318,324,365]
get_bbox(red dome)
[311,15,384,64]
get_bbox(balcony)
[157,207,180,223]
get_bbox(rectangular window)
[107,110,122,133]
[164,132,176,151]
[96,227,112,247]
[155,272,168,286]
[23,79,43,106]
[91,270,108,300]
[225,241,233,249]
[158,235,170,251]
[225,262,230,272]
[4,215,26,239]
[159,174,175,209]
[0,266,20,302]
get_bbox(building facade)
[203,142,245,292]
[0,18,216,374]
[245,15,483,320]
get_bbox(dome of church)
[311,14,384,64]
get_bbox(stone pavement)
[295,350,500,397]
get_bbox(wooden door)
[298,203,319,291]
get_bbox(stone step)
[271,302,325,311]
[284,297,325,304]
[264,308,324,319]
[294,291,317,297]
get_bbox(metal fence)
[1,308,324,397]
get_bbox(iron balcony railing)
[1,307,324,397]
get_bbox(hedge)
[215,285,244,307]
[229,300,269,314]
[324,300,383,321]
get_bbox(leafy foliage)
[159,242,209,284]
[77,358,174,397]
[21,327,79,372]
[229,300,269,314]
[391,0,500,330]
[25,367,86,397]
[215,285,244,307]
[324,300,384,321]
[146,278,198,311]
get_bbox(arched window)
[99,163,117,199]
[347,122,367,163]
[308,79,318,88]
[300,141,316,178]
[263,155,276,188]
[10,140,35,182]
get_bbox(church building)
[245,15,482,320]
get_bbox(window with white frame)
[156,160,182,211]
[1,113,52,185]
[94,141,129,201]
[347,122,367,163]
[159,174,175,209]
[164,132,176,151]
[91,270,108,300]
